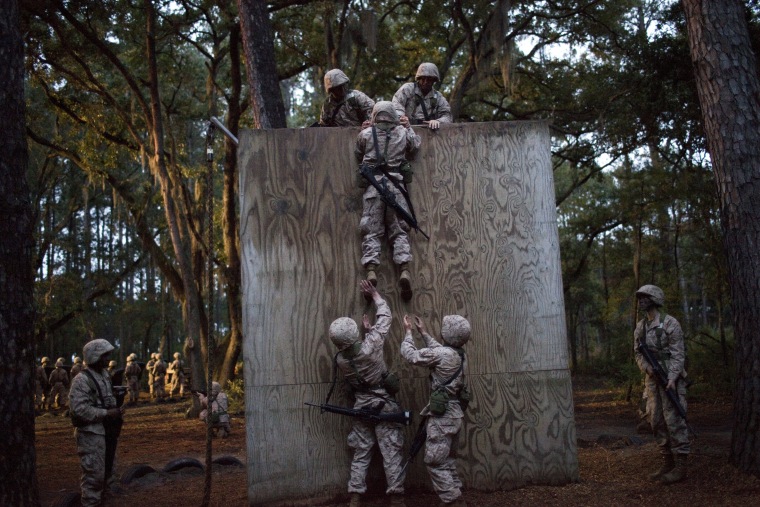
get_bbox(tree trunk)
[237,0,287,128]
[682,0,760,476]
[0,1,41,504]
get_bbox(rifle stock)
[637,342,696,436]
[401,417,427,474]
[305,402,412,426]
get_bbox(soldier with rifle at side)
[327,280,406,507]
[401,314,471,507]
[634,284,691,484]
[69,338,126,506]
[355,101,421,300]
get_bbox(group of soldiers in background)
[34,350,187,412]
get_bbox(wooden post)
[240,122,578,506]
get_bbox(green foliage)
[225,378,245,415]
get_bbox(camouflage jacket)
[392,82,452,124]
[319,90,375,127]
[49,367,69,387]
[634,311,686,382]
[69,368,117,435]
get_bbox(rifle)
[401,417,427,475]
[305,402,412,426]
[359,163,430,240]
[637,342,697,437]
[112,386,129,407]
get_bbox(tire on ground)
[162,457,204,473]
[212,455,244,467]
[120,464,157,484]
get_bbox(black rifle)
[401,417,427,474]
[359,163,430,240]
[305,402,412,426]
[637,342,696,436]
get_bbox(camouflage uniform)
[319,69,375,127]
[355,102,421,269]
[146,354,156,398]
[35,358,50,410]
[634,310,689,455]
[125,357,141,403]
[198,382,231,437]
[70,357,83,379]
[168,352,186,398]
[392,63,452,126]
[329,283,405,501]
[401,316,470,505]
[48,359,70,408]
[152,357,167,399]
[70,339,121,507]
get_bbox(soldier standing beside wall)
[634,285,690,484]
[328,280,406,507]
[401,314,471,507]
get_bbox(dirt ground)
[36,377,760,506]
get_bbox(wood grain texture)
[239,122,577,505]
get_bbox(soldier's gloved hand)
[106,407,122,420]
[426,119,440,130]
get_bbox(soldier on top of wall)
[48,357,70,409]
[634,284,690,485]
[328,280,406,507]
[401,314,471,507]
[318,69,375,127]
[355,101,421,300]
[392,63,452,130]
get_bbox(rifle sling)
[414,83,431,121]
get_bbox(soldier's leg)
[76,430,106,507]
[424,417,463,504]
[377,421,405,494]
[148,375,154,399]
[347,420,377,494]
[360,195,385,268]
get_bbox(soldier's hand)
[400,115,410,128]
[644,365,654,377]
[361,119,372,129]
[403,314,413,332]
[666,378,676,391]
[425,119,440,130]
[360,279,379,299]
[413,315,426,333]
[106,407,122,419]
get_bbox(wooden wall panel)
[240,122,578,506]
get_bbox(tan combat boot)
[660,454,688,484]
[649,452,675,481]
[365,264,379,287]
[399,263,412,301]
[349,492,361,507]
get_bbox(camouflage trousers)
[35,381,46,409]
[127,376,140,402]
[76,430,108,507]
[360,187,412,267]
[148,374,154,397]
[425,416,463,503]
[347,419,405,494]
[49,382,68,408]
[170,374,185,397]
[154,377,165,398]
[646,376,690,454]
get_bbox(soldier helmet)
[415,62,440,82]
[173,352,181,359]
[108,360,117,368]
[128,353,137,361]
[329,317,360,351]
[55,358,64,367]
[371,101,399,125]
[211,381,222,396]
[636,285,665,307]
[41,356,50,365]
[127,356,133,363]
[150,352,157,360]
[73,356,82,364]
[83,339,115,366]
[324,69,350,93]
[441,315,471,348]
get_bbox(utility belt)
[358,162,414,188]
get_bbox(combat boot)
[399,264,412,301]
[365,264,379,287]
[649,452,675,481]
[349,492,361,507]
[389,494,406,507]
[660,454,688,484]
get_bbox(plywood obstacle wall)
[239,121,578,506]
